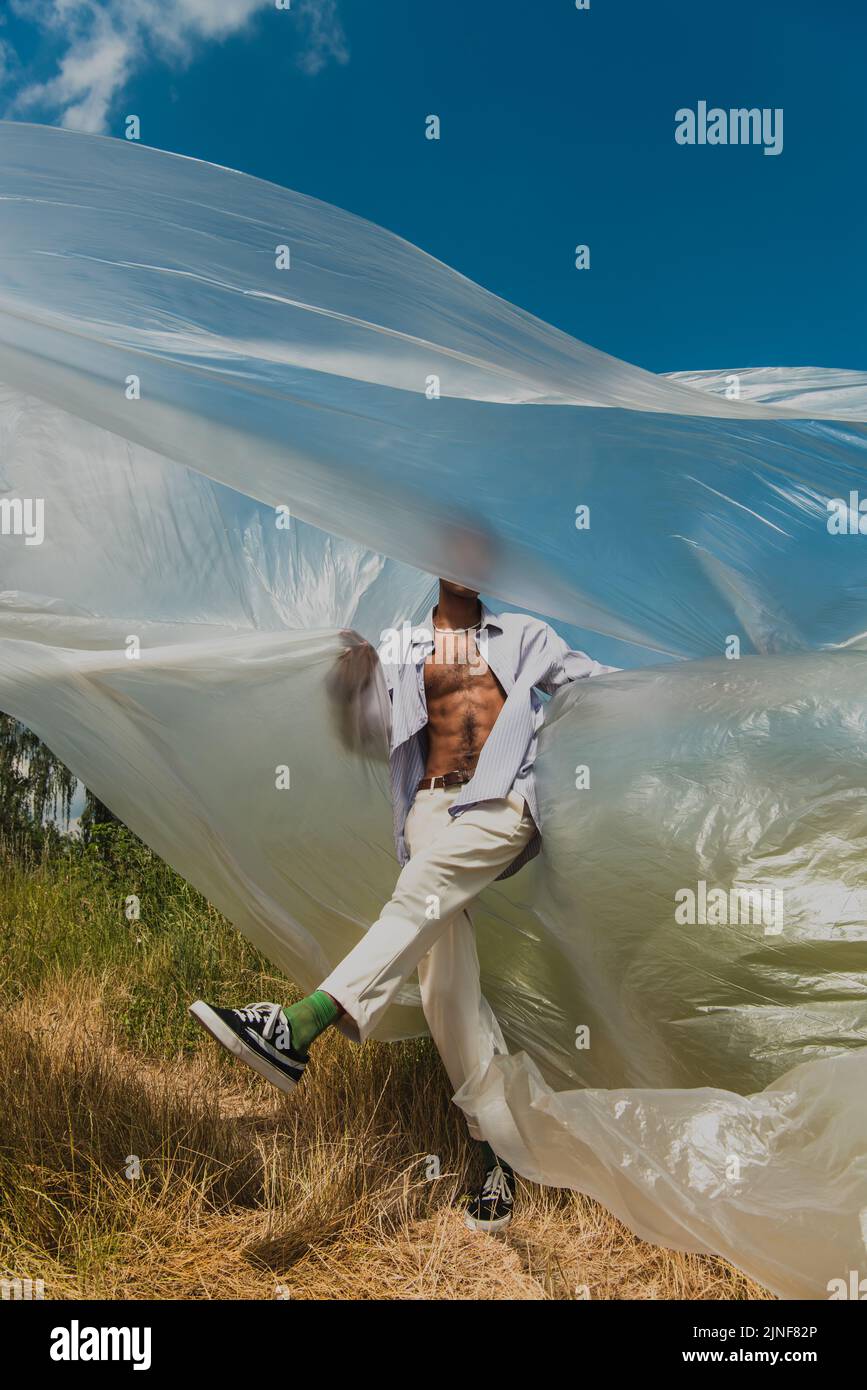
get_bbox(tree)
[0,711,116,853]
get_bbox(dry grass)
[0,975,771,1301]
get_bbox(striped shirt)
[378,603,618,880]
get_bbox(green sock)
[282,990,342,1053]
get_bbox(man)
[191,580,616,1231]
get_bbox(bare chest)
[423,640,504,703]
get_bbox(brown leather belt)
[416,769,474,791]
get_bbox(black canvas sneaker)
[189,1000,307,1093]
[464,1159,515,1232]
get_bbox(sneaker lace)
[235,1002,283,1040]
[481,1165,512,1203]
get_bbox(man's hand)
[325,630,390,755]
[326,630,381,705]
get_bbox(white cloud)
[296,0,349,76]
[5,0,349,134]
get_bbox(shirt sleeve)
[535,627,621,694]
[375,638,396,701]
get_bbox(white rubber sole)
[464,1210,513,1233]
[189,1000,302,1095]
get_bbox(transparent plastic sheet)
[1,124,867,1297]
[2,124,867,660]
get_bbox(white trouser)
[319,785,535,1140]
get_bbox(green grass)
[0,831,285,1057]
[0,831,769,1300]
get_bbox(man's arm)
[535,627,620,695]
[325,630,392,753]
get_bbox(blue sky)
[1,0,864,374]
